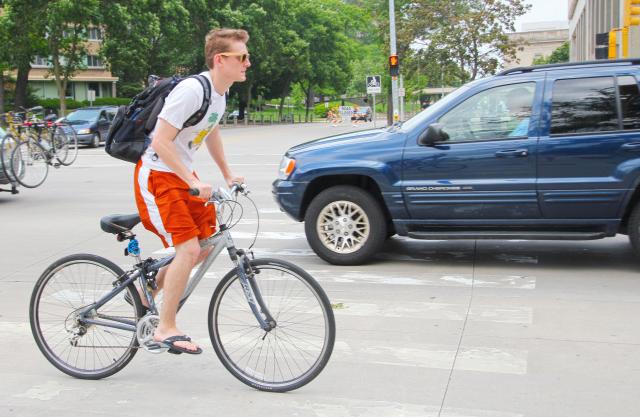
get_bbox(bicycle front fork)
[237,252,276,332]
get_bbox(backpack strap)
[183,74,212,128]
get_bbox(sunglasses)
[218,52,250,63]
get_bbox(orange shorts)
[134,161,216,248]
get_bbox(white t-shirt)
[141,71,226,172]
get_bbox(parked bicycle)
[29,184,336,392]
[9,110,78,188]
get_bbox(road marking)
[333,301,532,324]
[342,343,528,375]
[306,270,536,289]
[13,381,81,401]
[292,398,523,417]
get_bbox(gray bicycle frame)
[78,189,275,334]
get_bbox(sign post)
[87,89,96,106]
[366,75,381,128]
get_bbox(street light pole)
[389,0,400,123]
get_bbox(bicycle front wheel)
[51,124,78,166]
[30,254,144,379]
[11,137,49,188]
[209,258,335,392]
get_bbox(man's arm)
[205,126,244,186]
[151,119,212,198]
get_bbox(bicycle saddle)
[100,214,141,234]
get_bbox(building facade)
[504,22,569,70]
[28,27,118,101]
[569,0,624,61]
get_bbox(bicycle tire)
[30,254,144,379]
[52,123,78,166]
[0,134,18,183]
[208,258,335,392]
[10,137,49,188]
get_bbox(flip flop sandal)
[160,335,203,355]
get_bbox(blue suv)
[273,59,640,265]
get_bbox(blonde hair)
[205,28,249,69]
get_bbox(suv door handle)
[495,149,528,158]
[621,142,640,151]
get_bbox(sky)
[514,0,570,31]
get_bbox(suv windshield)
[66,109,101,124]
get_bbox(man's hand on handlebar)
[224,174,245,188]
[188,179,213,201]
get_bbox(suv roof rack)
[497,59,640,76]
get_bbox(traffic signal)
[625,0,640,26]
[389,55,399,77]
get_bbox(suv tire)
[628,202,640,257]
[304,185,387,265]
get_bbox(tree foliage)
[45,0,101,114]
[532,41,570,65]
[398,0,530,82]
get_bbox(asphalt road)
[1,121,639,417]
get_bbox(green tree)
[291,0,358,121]
[45,0,101,114]
[101,0,191,95]
[399,0,530,82]
[532,41,570,65]
[2,0,48,109]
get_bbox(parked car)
[226,110,248,120]
[273,59,640,265]
[351,106,372,122]
[63,106,117,147]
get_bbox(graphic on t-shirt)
[192,128,210,149]
[208,112,219,124]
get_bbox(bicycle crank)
[136,314,168,354]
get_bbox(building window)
[31,56,49,68]
[65,83,74,99]
[86,55,104,68]
[88,27,102,41]
[550,77,618,135]
[88,82,102,98]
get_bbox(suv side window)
[618,75,640,130]
[438,82,535,142]
[550,77,617,135]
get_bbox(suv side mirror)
[418,123,449,146]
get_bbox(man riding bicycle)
[133,28,250,354]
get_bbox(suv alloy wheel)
[304,185,387,265]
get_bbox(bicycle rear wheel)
[209,258,335,392]
[0,134,18,183]
[10,137,48,188]
[51,124,78,166]
[30,254,144,379]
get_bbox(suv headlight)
[278,155,296,180]
[77,128,91,135]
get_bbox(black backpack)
[105,74,211,163]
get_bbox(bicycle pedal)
[53,163,61,169]
[143,341,168,353]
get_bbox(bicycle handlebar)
[188,183,248,201]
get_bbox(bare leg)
[153,237,201,352]
[138,245,212,307]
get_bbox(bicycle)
[0,134,19,194]
[9,116,78,188]
[29,184,336,392]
